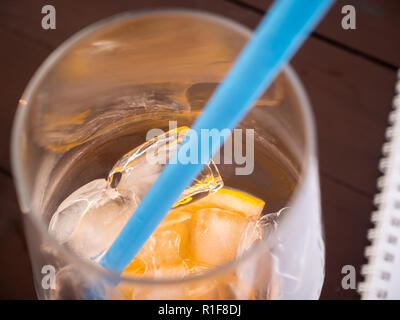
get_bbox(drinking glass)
[11,9,324,300]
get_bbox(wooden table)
[0,0,399,300]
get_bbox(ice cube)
[49,179,108,244]
[125,273,220,300]
[66,191,138,260]
[122,208,193,279]
[50,265,123,300]
[237,207,285,257]
[49,179,139,259]
[108,126,223,206]
[49,126,223,261]
[141,230,182,267]
[191,208,249,266]
[233,208,286,299]
[131,283,186,300]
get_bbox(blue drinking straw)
[98,0,333,282]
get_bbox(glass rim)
[11,8,318,286]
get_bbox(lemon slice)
[121,188,265,285]
[180,187,265,218]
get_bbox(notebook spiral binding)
[358,70,400,299]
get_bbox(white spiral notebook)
[359,70,400,300]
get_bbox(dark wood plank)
[236,0,400,67]
[0,29,51,173]
[0,173,35,299]
[0,0,260,49]
[320,176,373,299]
